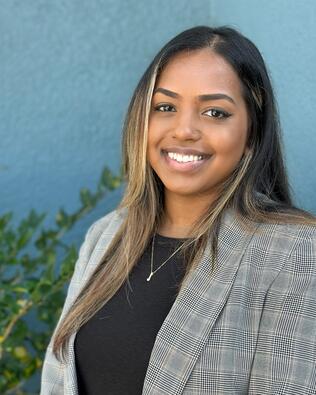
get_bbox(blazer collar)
[142,209,258,394]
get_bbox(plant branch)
[0,300,33,358]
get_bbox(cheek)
[147,131,156,154]
[213,136,245,160]
[147,127,161,163]
[213,122,248,157]
[147,121,165,152]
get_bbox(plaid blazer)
[41,208,316,394]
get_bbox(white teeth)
[167,152,204,163]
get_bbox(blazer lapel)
[142,210,258,395]
[64,333,78,395]
[63,214,125,395]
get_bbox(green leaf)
[16,228,34,250]
[60,246,78,278]
[31,281,52,304]
[55,208,70,228]
[80,188,94,207]
[0,212,13,231]
[0,165,122,393]
[35,229,58,249]
[99,167,121,191]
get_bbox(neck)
[158,191,216,238]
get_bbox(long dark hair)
[53,26,314,360]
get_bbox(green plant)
[0,166,123,394]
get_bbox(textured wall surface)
[0,0,211,235]
[1,0,315,237]
[2,1,315,390]
[211,0,316,213]
[0,2,211,390]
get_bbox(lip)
[161,150,211,172]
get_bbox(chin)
[164,184,204,197]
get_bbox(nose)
[172,110,201,141]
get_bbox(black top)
[74,234,189,395]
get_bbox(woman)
[41,26,316,394]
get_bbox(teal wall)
[1,1,315,391]
[0,2,212,390]
[0,0,211,238]
[211,0,316,213]
[1,0,315,241]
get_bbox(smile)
[167,152,203,163]
[162,150,211,172]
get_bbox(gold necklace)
[146,234,186,282]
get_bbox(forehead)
[156,49,243,99]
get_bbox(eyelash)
[154,104,176,113]
[153,104,232,119]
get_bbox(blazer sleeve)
[249,232,316,394]
[40,213,115,394]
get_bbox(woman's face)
[147,48,249,202]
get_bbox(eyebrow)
[154,87,236,105]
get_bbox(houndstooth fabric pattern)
[41,209,316,394]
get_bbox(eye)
[154,104,176,112]
[203,108,232,119]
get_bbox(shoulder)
[82,208,127,251]
[252,220,316,256]
[88,207,126,234]
[243,219,316,280]
[247,193,316,254]
[74,208,126,280]
[222,206,315,254]
[222,208,316,275]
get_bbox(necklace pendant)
[147,272,153,282]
